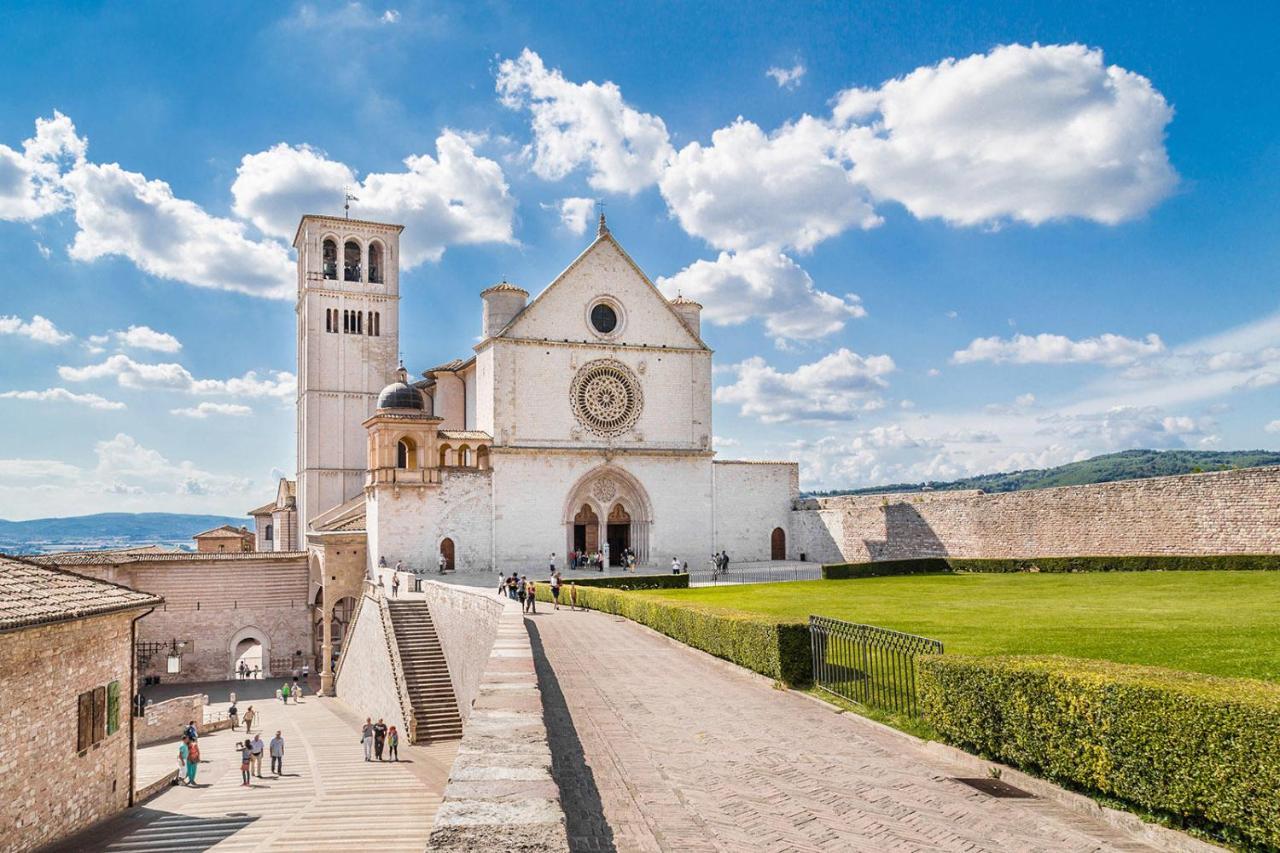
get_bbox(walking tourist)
[178,737,192,785]
[243,706,256,734]
[252,664,260,679]
[294,681,304,703]
[281,681,290,703]
[251,733,265,777]
[270,731,284,775]
[186,736,200,786]
[569,582,578,611]
[438,552,447,573]
[374,718,388,760]
[387,725,399,761]
[239,741,252,786]
[184,720,198,742]
[517,575,527,609]
[672,556,680,574]
[551,571,562,609]
[378,555,387,568]
[526,579,538,613]
[549,552,556,572]
[362,718,374,761]
[392,573,400,597]
[229,703,239,730]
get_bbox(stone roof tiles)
[0,555,163,632]
[28,551,307,566]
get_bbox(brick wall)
[0,612,136,852]
[793,466,1280,563]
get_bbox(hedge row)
[822,554,1280,578]
[919,655,1280,849]
[560,573,690,590]
[534,584,810,685]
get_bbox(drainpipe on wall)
[128,606,155,808]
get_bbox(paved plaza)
[527,606,1168,853]
[50,694,457,852]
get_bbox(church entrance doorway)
[234,638,263,677]
[573,504,599,555]
[607,504,631,565]
[440,537,455,572]
[771,527,786,560]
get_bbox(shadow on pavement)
[525,618,617,853]
[41,808,257,852]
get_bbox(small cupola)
[376,362,425,411]
[669,293,703,337]
[480,279,529,338]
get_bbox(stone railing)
[427,595,569,851]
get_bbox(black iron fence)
[690,563,823,586]
[809,616,943,717]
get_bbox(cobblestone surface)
[528,607,1165,853]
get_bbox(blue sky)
[1,1,1277,519]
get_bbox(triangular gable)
[498,233,708,350]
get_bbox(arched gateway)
[563,467,652,566]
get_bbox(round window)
[590,303,618,335]
[570,359,643,437]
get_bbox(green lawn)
[644,572,1280,682]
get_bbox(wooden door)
[770,527,786,560]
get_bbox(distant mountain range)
[0,512,249,555]
[806,449,1280,497]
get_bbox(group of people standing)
[176,720,283,788]
[360,717,399,761]
[500,570,579,612]
[565,547,638,571]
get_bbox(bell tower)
[293,214,405,528]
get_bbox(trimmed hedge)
[534,584,810,685]
[920,655,1280,849]
[822,554,1280,579]
[560,573,690,590]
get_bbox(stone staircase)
[386,600,463,742]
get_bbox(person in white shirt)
[671,557,680,574]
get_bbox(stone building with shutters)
[0,555,162,852]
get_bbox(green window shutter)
[106,680,121,735]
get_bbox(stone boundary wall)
[793,465,1280,564]
[420,579,504,722]
[333,591,410,738]
[428,596,570,852]
[136,694,207,747]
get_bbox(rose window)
[571,359,643,437]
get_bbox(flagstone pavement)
[526,606,1183,853]
[48,695,458,852]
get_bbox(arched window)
[368,242,384,283]
[325,309,331,333]
[397,438,416,470]
[476,445,490,470]
[375,312,380,336]
[438,444,452,467]
[458,444,472,467]
[343,310,349,333]
[265,523,273,542]
[322,238,337,279]
[357,311,363,335]
[343,240,361,282]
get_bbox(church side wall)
[369,471,494,573]
[792,466,1280,562]
[713,462,799,561]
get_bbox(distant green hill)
[807,449,1280,497]
[0,512,249,554]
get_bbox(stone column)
[319,588,335,696]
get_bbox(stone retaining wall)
[794,465,1280,563]
[427,596,569,852]
[420,579,504,722]
[136,694,207,747]
[332,591,410,739]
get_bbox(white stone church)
[288,212,797,574]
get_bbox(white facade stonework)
[294,215,797,577]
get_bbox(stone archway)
[228,625,271,679]
[563,466,653,567]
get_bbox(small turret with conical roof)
[480,277,529,338]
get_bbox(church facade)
[291,212,798,577]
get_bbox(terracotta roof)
[423,357,474,375]
[669,294,703,307]
[247,501,278,516]
[193,525,254,539]
[0,555,163,632]
[35,545,174,559]
[438,430,493,442]
[480,281,529,296]
[29,551,307,566]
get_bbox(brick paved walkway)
[48,696,457,852]
[528,607,1166,853]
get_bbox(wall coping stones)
[427,594,569,852]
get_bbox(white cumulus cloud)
[833,43,1178,226]
[116,325,182,353]
[58,354,296,398]
[953,332,1165,366]
[553,196,595,235]
[0,387,125,410]
[0,314,73,345]
[659,116,879,253]
[0,111,86,222]
[496,48,674,194]
[657,249,864,342]
[766,63,806,89]
[170,402,253,418]
[714,348,895,423]
[231,133,516,267]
